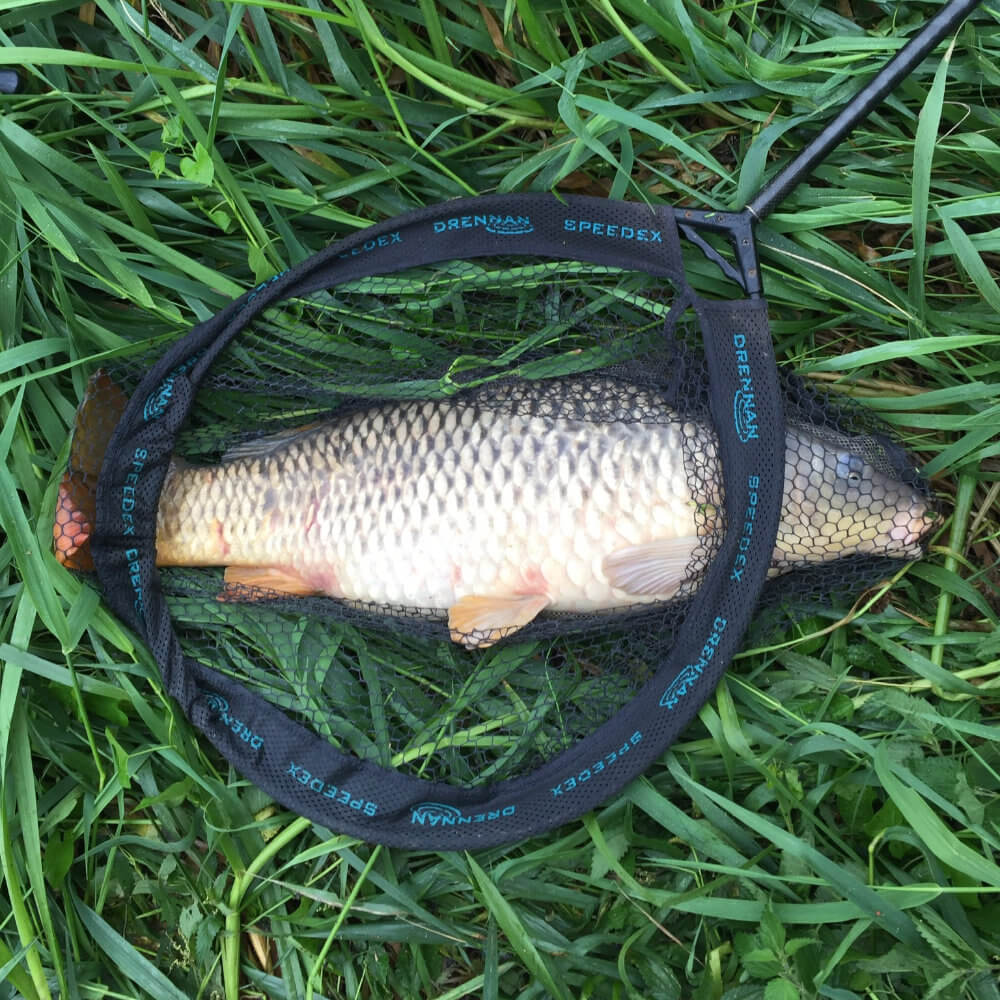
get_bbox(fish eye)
[836,453,865,486]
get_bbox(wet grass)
[1,1,999,998]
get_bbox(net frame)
[89,196,784,847]
[76,0,979,847]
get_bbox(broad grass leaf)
[939,214,1000,313]
[860,629,980,694]
[42,830,74,891]
[466,854,568,1000]
[0,643,128,700]
[907,563,998,623]
[736,115,812,209]
[70,894,191,1000]
[801,334,997,372]
[671,771,922,947]
[574,96,730,184]
[873,744,1000,888]
[909,35,956,321]
[0,940,43,1000]
[0,395,68,645]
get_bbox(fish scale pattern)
[157,379,712,626]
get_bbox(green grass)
[1,1,999,998]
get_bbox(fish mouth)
[887,496,938,556]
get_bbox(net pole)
[747,0,982,222]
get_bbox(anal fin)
[448,593,550,649]
[221,565,320,599]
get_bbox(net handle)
[747,0,983,221]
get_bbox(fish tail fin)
[54,370,129,570]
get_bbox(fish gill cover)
[54,195,933,848]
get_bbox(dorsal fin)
[221,421,324,463]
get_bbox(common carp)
[54,373,934,647]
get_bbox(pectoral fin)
[602,536,698,597]
[448,593,551,649]
[221,565,320,598]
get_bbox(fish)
[54,371,935,648]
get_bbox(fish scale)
[319,401,698,611]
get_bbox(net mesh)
[57,257,932,790]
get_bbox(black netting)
[56,194,934,848]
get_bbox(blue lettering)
[434,215,533,236]
[563,219,662,245]
[550,732,644,796]
[660,621,728,708]
[284,766,377,815]
[410,801,514,824]
[344,231,402,252]
[731,478,762,580]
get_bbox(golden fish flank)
[149,377,933,647]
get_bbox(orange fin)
[54,370,129,569]
[602,537,698,597]
[448,593,550,649]
[221,565,320,599]
[54,473,95,570]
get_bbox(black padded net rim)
[91,194,785,848]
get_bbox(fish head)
[776,426,936,565]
